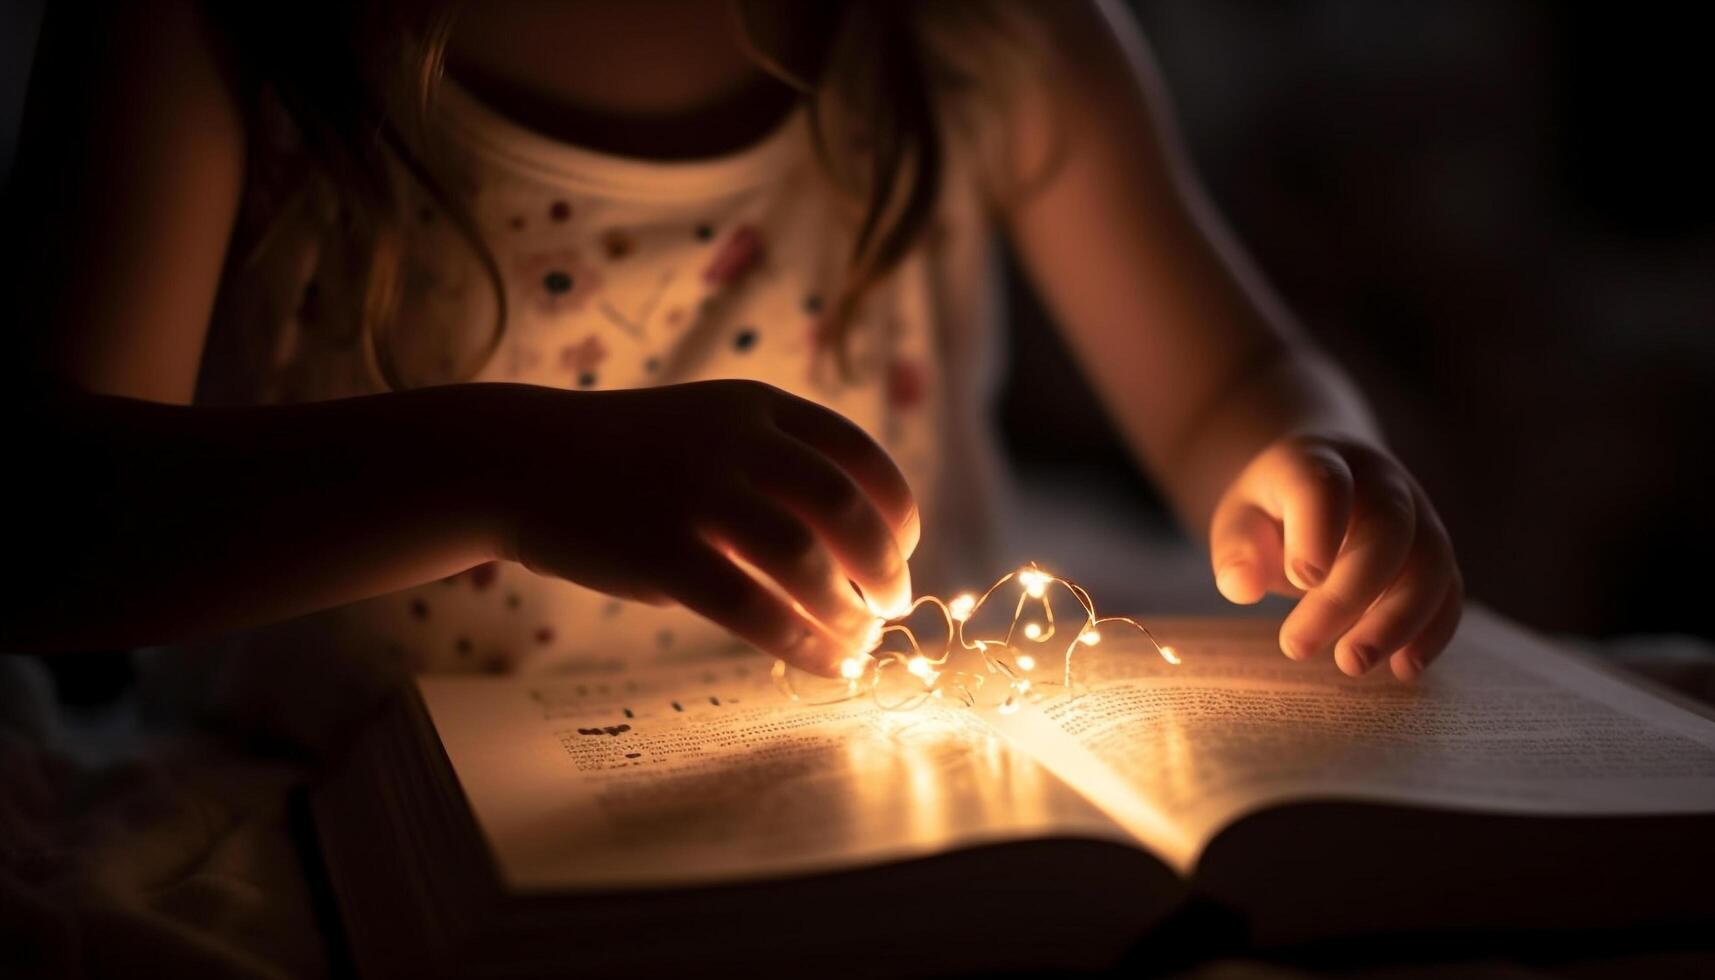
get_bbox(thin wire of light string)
[772,563,1182,713]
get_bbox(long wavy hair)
[207,1,1052,393]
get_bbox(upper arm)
[5,0,246,404]
[996,0,1302,471]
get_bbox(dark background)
[3,1,1710,668]
[1001,0,1714,642]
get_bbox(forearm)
[1000,2,1384,537]
[1149,343,1380,534]
[999,3,1460,675]
[3,382,519,653]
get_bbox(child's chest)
[396,142,939,453]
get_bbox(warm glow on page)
[774,563,1181,714]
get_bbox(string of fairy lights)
[773,563,1181,713]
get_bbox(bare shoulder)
[21,0,245,147]
[999,0,1163,95]
[7,0,248,398]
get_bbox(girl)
[3,0,1460,689]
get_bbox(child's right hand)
[489,380,919,676]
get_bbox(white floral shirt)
[200,81,1011,675]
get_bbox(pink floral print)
[702,225,764,287]
[887,358,927,410]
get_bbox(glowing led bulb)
[949,593,976,622]
[1018,568,1048,598]
[772,563,1180,712]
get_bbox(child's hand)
[1207,433,1462,680]
[493,380,918,677]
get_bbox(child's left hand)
[1207,432,1463,680]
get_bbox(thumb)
[1209,496,1295,604]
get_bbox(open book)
[311,608,1715,977]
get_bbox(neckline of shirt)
[437,78,810,203]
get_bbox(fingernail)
[1292,559,1326,589]
[867,590,911,622]
[1343,643,1378,675]
[1402,653,1427,679]
[869,560,913,620]
[892,568,914,618]
[1216,562,1249,601]
[832,603,873,639]
[1279,633,1309,661]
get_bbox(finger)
[1390,576,1464,681]
[659,540,860,676]
[698,489,875,646]
[1209,497,1297,605]
[754,436,912,617]
[773,396,920,557]
[1333,495,1455,676]
[1279,467,1417,663]
[1269,445,1354,591]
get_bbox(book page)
[419,651,1125,892]
[982,608,1715,873]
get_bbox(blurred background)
[1001,0,1714,643]
[2,1,1709,681]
